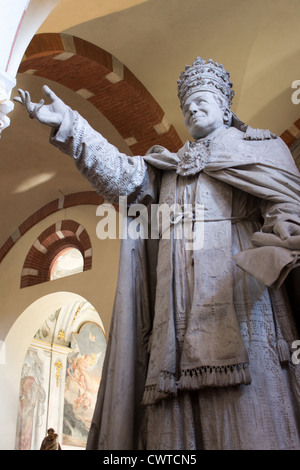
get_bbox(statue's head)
[177,58,234,139]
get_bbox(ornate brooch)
[177,139,211,176]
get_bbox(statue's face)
[182,91,226,140]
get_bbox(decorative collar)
[176,139,211,176]
[176,126,227,177]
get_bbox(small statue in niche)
[40,428,62,450]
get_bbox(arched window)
[21,220,92,288]
[50,248,84,281]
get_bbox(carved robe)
[50,109,300,450]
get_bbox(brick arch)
[19,33,183,155]
[0,191,104,264]
[21,219,92,288]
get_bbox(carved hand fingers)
[273,221,300,240]
[42,85,58,103]
[14,89,35,116]
[33,99,45,119]
[14,89,44,120]
[13,89,26,105]
[14,86,67,128]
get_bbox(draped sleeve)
[49,108,156,205]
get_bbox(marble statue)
[15,58,300,450]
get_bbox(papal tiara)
[177,57,235,109]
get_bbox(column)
[0,0,61,136]
[47,343,70,447]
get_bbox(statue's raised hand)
[14,85,68,128]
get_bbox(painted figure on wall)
[15,351,46,450]
[15,57,300,450]
[63,322,106,447]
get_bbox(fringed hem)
[142,363,251,406]
[180,363,251,389]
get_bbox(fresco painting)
[62,322,106,447]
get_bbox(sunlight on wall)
[13,172,55,193]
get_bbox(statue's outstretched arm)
[15,85,152,204]
[14,85,69,128]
